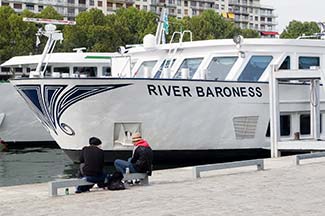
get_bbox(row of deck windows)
[265,114,322,137]
[35,54,321,79]
[137,55,320,81]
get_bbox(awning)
[260,31,279,36]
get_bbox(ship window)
[299,114,322,135]
[279,56,290,70]
[174,57,203,79]
[135,60,157,78]
[73,67,97,77]
[206,56,238,80]
[299,56,320,69]
[238,55,273,81]
[265,115,291,137]
[54,67,69,74]
[102,66,111,77]
[300,114,310,135]
[154,59,176,78]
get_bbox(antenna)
[23,18,76,78]
[23,18,76,25]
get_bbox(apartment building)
[0,0,277,33]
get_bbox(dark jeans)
[76,173,107,193]
[114,158,137,174]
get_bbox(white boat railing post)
[269,64,280,158]
[311,79,321,140]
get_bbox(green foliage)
[37,6,63,20]
[0,6,37,63]
[62,7,157,52]
[184,10,241,40]
[62,9,118,52]
[281,20,320,39]
[240,29,259,38]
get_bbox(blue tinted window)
[279,56,290,70]
[174,58,203,79]
[299,56,320,69]
[238,56,273,81]
[154,59,176,78]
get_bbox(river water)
[0,147,80,187]
[0,147,180,187]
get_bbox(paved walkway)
[1,155,325,216]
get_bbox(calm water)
[0,147,181,187]
[0,147,81,187]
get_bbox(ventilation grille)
[233,116,259,140]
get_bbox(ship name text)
[147,84,263,98]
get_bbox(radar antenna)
[23,18,76,78]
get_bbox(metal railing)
[193,159,264,179]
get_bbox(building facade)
[0,0,277,33]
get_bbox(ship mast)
[23,18,76,78]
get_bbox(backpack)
[107,171,125,190]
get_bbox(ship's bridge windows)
[134,60,157,78]
[238,55,273,81]
[265,115,291,137]
[174,57,203,79]
[53,67,70,77]
[73,67,97,77]
[102,66,111,77]
[206,56,238,80]
[279,56,290,70]
[154,59,176,78]
[299,56,320,69]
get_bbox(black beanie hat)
[89,137,102,146]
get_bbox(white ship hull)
[11,78,320,162]
[0,83,53,143]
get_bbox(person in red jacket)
[114,132,153,174]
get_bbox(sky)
[261,0,325,33]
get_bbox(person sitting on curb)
[114,132,153,175]
[76,137,106,193]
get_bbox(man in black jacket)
[76,137,106,193]
[114,132,153,174]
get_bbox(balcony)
[233,9,249,15]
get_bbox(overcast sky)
[261,0,325,33]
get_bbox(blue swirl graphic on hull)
[15,83,131,136]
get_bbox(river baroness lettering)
[147,84,262,98]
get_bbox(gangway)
[269,65,325,157]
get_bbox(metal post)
[310,79,320,140]
[269,65,280,157]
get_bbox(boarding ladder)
[160,30,192,78]
[269,61,325,157]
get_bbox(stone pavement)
[1,155,325,216]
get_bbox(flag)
[163,12,169,35]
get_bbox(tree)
[108,8,157,46]
[0,6,37,62]
[240,29,259,38]
[281,20,320,39]
[185,10,241,40]
[62,9,118,52]
[63,7,158,52]
[37,6,63,20]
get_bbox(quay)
[1,155,325,216]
